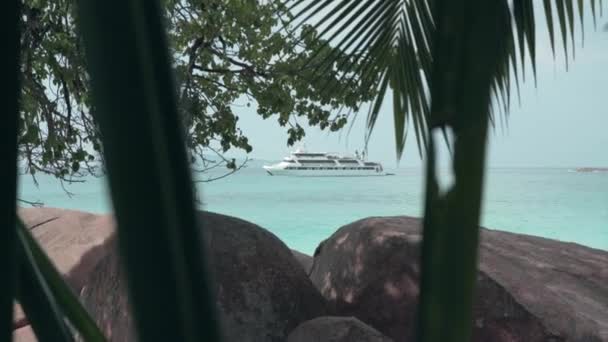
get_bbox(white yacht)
[263,148,384,176]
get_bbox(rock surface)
[288,316,393,342]
[310,216,608,342]
[79,211,328,342]
[12,326,36,342]
[78,235,134,342]
[13,207,116,342]
[18,207,116,292]
[291,249,314,274]
[13,209,608,342]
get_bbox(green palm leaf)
[290,0,434,158]
[289,0,602,156]
[17,221,106,341]
[1,1,21,341]
[16,225,74,342]
[77,0,221,341]
[289,2,603,342]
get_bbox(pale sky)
[232,5,608,168]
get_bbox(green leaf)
[565,0,576,58]
[290,0,432,158]
[555,0,571,68]
[78,0,221,341]
[514,0,529,80]
[17,220,106,342]
[416,0,507,340]
[16,226,74,342]
[578,0,585,45]
[1,1,21,340]
[365,70,390,145]
[543,0,557,57]
[591,0,598,27]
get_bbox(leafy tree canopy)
[18,0,376,182]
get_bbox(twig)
[17,198,44,207]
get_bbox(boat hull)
[263,166,385,177]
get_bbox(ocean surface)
[18,165,608,255]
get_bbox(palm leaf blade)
[1,0,21,340]
[565,0,576,58]
[543,0,557,57]
[17,227,74,342]
[77,0,220,341]
[17,221,106,341]
[556,0,571,68]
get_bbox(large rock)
[18,207,116,292]
[288,316,393,342]
[291,249,313,274]
[80,211,328,342]
[310,216,608,342]
[78,236,133,342]
[13,207,116,341]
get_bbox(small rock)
[288,316,393,342]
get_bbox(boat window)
[293,153,326,157]
[298,160,336,164]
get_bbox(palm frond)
[289,0,433,159]
[77,0,221,341]
[288,0,604,158]
[289,3,604,342]
[1,1,21,340]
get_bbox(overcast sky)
[232,5,608,168]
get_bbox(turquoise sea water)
[18,166,608,255]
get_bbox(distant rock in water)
[574,167,608,173]
[310,216,608,342]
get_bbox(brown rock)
[18,207,116,292]
[291,249,313,274]
[288,316,393,342]
[13,207,116,341]
[12,326,36,342]
[78,236,134,342]
[79,211,328,342]
[310,216,608,342]
[13,304,27,330]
